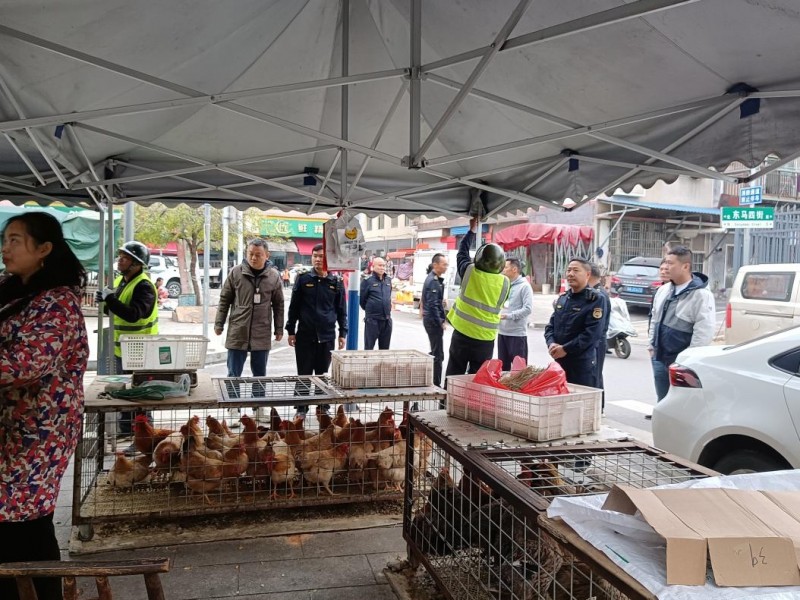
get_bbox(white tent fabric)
[0,0,799,217]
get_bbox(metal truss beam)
[744,148,800,183]
[421,0,699,73]
[412,0,530,164]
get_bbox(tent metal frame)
[1,0,799,215]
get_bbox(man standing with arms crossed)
[286,243,347,418]
[360,256,393,349]
[497,258,534,370]
[647,245,715,419]
[445,217,510,383]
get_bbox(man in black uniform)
[360,256,392,349]
[589,263,611,407]
[544,258,605,387]
[286,243,347,418]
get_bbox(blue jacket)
[544,286,605,361]
[286,271,348,342]
[360,273,392,320]
[422,271,446,327]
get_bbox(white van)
[725,264,800,344]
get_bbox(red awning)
[294,238,319,255]
[387,248,415,259]
[495,224,594,251]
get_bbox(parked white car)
[652,326,800,474]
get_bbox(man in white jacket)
[647,245,715,415]
[498,258,534,370]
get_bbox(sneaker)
[227,407,241,428]
[294,410,307,421]
[343,403,359,413]
[122,443,138,457]
[318,405,330,416]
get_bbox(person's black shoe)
[644,414,652,420]
[122,443,138,457]
[605,349,612,355]
[410,402,419,413]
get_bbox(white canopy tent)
[0,0,799,219]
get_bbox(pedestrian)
[289,266,298,287]
[589,263,611,409]
[286,243,347,418]
[497,257,534,370]
[647,245,715,419]
[445,218,511,386]
[360,256,393,349]
[544,258,605,387]
[154,276,169,308]
[0,212,89,600]
[95,240,158,449]
[422,254,449,387]
[215,239,284,423]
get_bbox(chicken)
[332,405,348,429]
[107,452,152,489]
[346,420,374,486]
[152,431,184,480]
[284,422,336,464]
[316,406,333,431]
[364,407,396,443]
[132,414,175,459]
[221,443,249,481]
[300,443,350,496]
[367,429,405,491]
[181,419,224,462]
[262,440,297,499]
[269,406,282,433]
[239,414,269,475]
[206,415,240,451]
[516,460,576,496]
[180,435,224,504]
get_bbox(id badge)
[253,293,261,304]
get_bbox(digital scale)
[130,369,199,388]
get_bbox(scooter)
[607,295,637,359]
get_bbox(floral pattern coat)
[0,285,89,521]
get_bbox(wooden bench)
[0,557,170,600]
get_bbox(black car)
[610,257,663,307]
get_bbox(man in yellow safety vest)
[444,217,510,394]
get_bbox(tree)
[135,203,227,305]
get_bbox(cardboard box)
[602,486,800,587]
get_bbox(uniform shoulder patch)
[592,307,603,319]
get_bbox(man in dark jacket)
[544,258,605,387]
[360,256,392,349]
[287,243,348,417]
[422,253,449,388]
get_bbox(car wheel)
[614,337,631,359]
[712,449,788,475]
[166,279,182,299]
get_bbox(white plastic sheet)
[547,470,800,600]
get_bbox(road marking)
[609,400,653,415]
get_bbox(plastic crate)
[446,374,601,441]
[120,335,209,371]
[331,349,433,388]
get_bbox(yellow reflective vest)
[113,272,159,357]
[447,265,510,341]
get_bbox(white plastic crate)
[331,349,433,388]
[120,335,209,371]
[446,374,601,441]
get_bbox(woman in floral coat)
[0,212,89,600]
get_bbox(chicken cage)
[73,374,445,540]
[403,412,718,600]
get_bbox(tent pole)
[409,0,421,162]
[203,203,211,339]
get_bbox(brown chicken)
[181,419,224,462]
[284,422,336,464]
[221,442,249,481]
[262,439,297,499]
[516,460,576,496]
[300,443,350,496]
[152,431,184,480]
[332,405,348,429]
[107,452,152,489]
[132,414,175,459]
[346,420,373,486]
[365,407,396,443]
[206,415,240,451]
[316,406,333,431]
[180,435,224,504]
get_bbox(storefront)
[260,216,326,269]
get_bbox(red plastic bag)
[471,358,569,397]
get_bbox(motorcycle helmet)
[118,240,150,267]
[474,243,505,274]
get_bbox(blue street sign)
[739,186,762,205]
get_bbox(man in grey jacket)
[498,258,534,370]
[215,239,284,420]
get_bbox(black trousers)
[423,320,445,387]
[497,334,529,371]
[556,355,598,387]
[595,341,606,409]
[0,513,62,600]
[364,317,392,350]
[294,336,335,413]
[445,329,495,391]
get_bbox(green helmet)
[474,243,505,274]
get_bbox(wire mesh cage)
[73,375,445,538]
[403,414,717,600]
